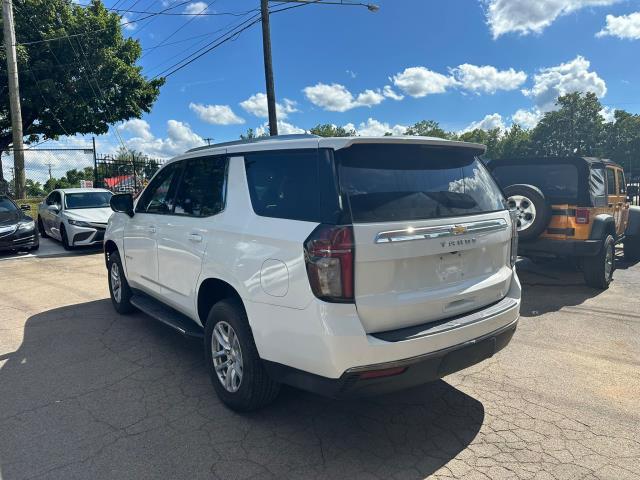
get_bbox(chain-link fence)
[95,154,167,197]
[0,148,96,200]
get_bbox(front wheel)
[108,251,134,314]
[582,235,615,290]
[204,299,280,412]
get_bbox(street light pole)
[260,0,278,136]
[2,0,26,198]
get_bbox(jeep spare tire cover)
[503,184,551,241]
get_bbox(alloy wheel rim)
[508,195,537,232]
[605,243,614,280]
[110,262,122,303]
[211,321,243,393]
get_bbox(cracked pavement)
[0,252,639,479]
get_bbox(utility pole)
[260,0,278,136]
[2,0,25,199]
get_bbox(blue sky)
[68,0,640,156]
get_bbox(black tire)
[503,184,552,242]
[107,251,135,314]
[37,217,48,238]
[61,225,73,251]
[204,299,280,412]
[624,237,640,262]
[582,234,615,290]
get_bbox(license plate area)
[437,251,465,283]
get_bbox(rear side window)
[244,150,321,222]
[336,144,505,223]
[617,170,626,194]
[174,156,227,217]
[590,167,607,207]
[606,168,617,195]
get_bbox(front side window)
[136,161,182,214]
[337,144,505,223]
[606,168,617,196]
[245,150,321,222]
[47,192,61,206]
[174,156,227,217]
[65,191,112,209]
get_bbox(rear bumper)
[519,238,602,257]
[252,271,521,396]
[265,319,517,398]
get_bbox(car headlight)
[18,220,36,232]
[67,219,93,228]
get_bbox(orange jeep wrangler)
[488,157,640,289]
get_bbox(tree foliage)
[405,120,453,139]
[0,0,163,151]
[309,124,356,137]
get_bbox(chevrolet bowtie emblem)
[451,225,467,235]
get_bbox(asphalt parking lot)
[1,251,639,480]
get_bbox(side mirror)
[110,193,134,217]
[47,204,60,213]
[20,204,31,211]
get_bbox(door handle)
[188,233,203,243]
[148,226,157,234]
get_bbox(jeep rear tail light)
[576,208,590,225]
[304,225,354,302]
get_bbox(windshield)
[65,191,113,210]
[0,197,19,222]
[336,144,506,223]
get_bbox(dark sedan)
[0,196,39,252]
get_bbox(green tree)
[25,179,44,197]
[309,124,356,137]
[0,0,163,151]
[404,120,453,139]
[602,110,640,173]
[499,124,532,158]
[240,128,268,140]
[529,92,605,157]
[457,128,503,159]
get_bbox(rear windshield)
[491,163,579,203]
[65,191,112,209]
[336,144,506,223]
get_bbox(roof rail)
[186,133,320,153]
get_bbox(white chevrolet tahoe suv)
[105,134,521,411]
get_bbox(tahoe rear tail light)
[304,225,354,302]
[576,208,590,225]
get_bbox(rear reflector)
[576,208,590,225]
[359,366,407,380]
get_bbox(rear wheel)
[37,217,48,238]
[582,234,615,289]
[504,184,551,241]
[108,251,134,314]
[624,236,640,262]
[204,299,280,412]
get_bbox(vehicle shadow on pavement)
[0,299,484,480]
[516,256,624,317]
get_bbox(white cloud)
[391,67,456,98]
[303,83,384,112]
[119,119,204,158]
[451,64,527,94]
[522,56,607,111]
[462,113,506,133]
[189,103,244,125]
[511,108,543,129]
[255,120,305,136]
[382,85,404,101]
[239,93,298,119]
[121,14,137,31]
[600,106,616,122]
[597,12,640,39]
[183,1,208,15]
[485,0,621,38]
[348,118,408,137]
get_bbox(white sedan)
[37,188,113,250]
